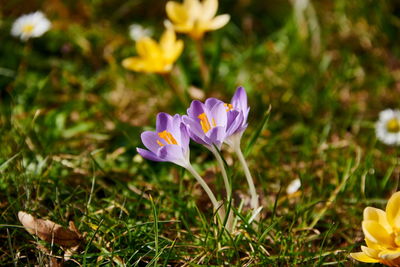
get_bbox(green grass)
[1,0,400,265]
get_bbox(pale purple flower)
[137,113,190,168]
[182,98,228,149]
[224,87,249,148]
[224,87,249,135]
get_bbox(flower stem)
[194,39,209,87]
[209,146,231,199]
[185,164,224,221]
[234,146,259,212]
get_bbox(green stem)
[209,146,231,199]
[234,146,259,211]
[185,164,224,221]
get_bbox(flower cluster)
[139,87,248,160]
[123,0,229,74]
[137,87,259,223]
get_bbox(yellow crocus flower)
[351,191,400,266]
[166,0,230,40]
[122,29,183,74]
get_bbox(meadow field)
[1,0,400,266]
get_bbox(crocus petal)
[141,131,164,151]
[122,57,153,72]
[136,37,162,58]
[160,29,176,49]
[182,116,208,145]
[166,39,183,63]
[137,148,164,162]
[204,97,222,110]
[379,250,400,260]
[171,23,194,33]
[201,0,218,21]
[361,246,380,259]
[350,252,380,263]
[156,112,174,133]
[365,237,383,250]
[171,114,183,141]
[184,0,202,20]
[205,126,226,148]
[182,116,204,137]
[364,207,393,234]
[362,220,395,247]
[187,100,205,118]
[166,2,189,24]
[386,191,400,230]
[160,29,184,62]
[226,110,243,136]
[209,102,227,127]
[158,144,187,167]
[179,122,190,153]
[231,87,248,113]
[207,14,230,30]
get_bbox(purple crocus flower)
[137,112,190,168]
[182,98,229,149]
[224,87,250,148]
[137,112,224,220]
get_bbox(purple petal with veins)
[205,126,226,148]
[156,112,172,133]
[187,100,205,118]
[158,144,186,166]
[231,87,248,114]
[179,122,190,153]
[209,101,227,127]
[137,148,164,162]
[226,111,244,136]
[205,97,222,110]
[227,87,249,136]
[137,112,190,167]
[141,131,163,151]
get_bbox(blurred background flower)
[122,28,183,73]
[165,0,230,40]
[351,192,400,266]
[286,178,301,195]
[128,23,152,41]
[376,109,400,146]
[11,11,51,41]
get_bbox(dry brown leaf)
[18,211,83,248]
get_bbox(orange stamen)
[224,103,233,112]
[157,130,178,146]
[198,113,213,133]
[157,140,164,147]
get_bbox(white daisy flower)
[376,109,400,146]
[286,178,301,195]
[11,11,51,41]
[129,24,152,41]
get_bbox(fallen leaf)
[18,211,83,248]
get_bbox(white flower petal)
[376,109,400,146]
[129,24,152,41]
[11,11,51,41]
[287,178,301,194]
